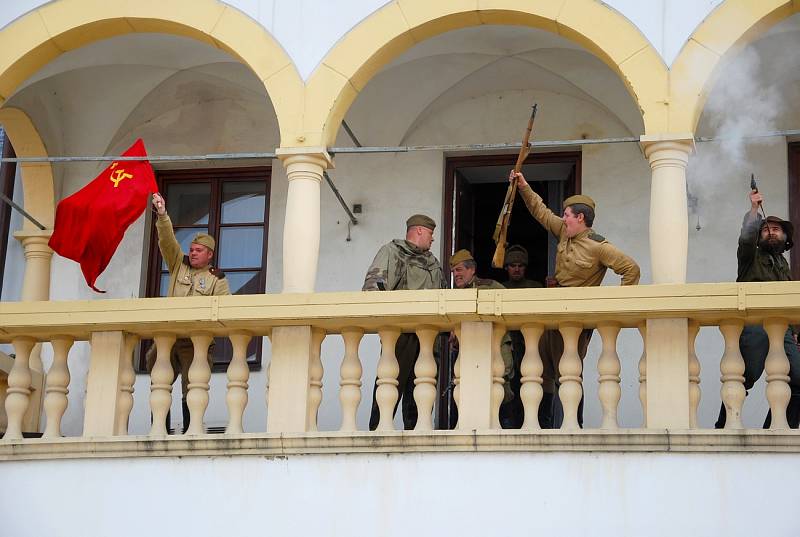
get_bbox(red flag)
[49,139,158,293]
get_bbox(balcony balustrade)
[1,283,799,459]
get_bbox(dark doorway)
[789,143,800,280]
[437,151,581,428]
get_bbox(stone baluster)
[638,323,647,425]
[718,320,745,429]
[43,337,74,438]
[597,322,621,430]
[115,334,139,436]
[519,323,544,430]
[764,318,791,430]
[149,333,176,436]
[339,327,363,432]
[490,323,506,429]
[375,327,401,431]
[185,332,213,435]
[414,326,439,431]
[452,324,462,424]
[688,322,701,429]
[558,323,584,430]
[225,331,253,434]
[307,328,326,432]
[3,337,35,440]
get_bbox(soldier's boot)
[181,398,190,434]
[715,403,727,429]
[538,392,554,429]
[763,393,800,429]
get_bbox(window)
[141,167,270,371]
[0,130,16,298]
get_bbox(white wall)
[2,451,798,537]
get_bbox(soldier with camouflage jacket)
[364,214,444,430]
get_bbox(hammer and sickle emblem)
[109,162,133,188]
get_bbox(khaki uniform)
[519,184,640,426]
[146,213,231,398]
[364,239,444,430]
[518,185,640,287]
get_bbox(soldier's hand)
[749,190,763,211]
[152,193,166,215]
[509,170,528,188]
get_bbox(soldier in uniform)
[510,171,640,427]
[499,245,547,428]
[148,193,231,431]
[363,214,444,430]
[450,249,515,405]
[715,190,800,428]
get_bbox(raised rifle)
[491,104,538,268]
[750,173,767,219]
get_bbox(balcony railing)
[1,282,799,457]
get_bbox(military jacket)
[503,278,543,289]
[156,214,231,298]
[465,277,505,290]
[518,185,640,287]
[737,211,792,282]
[362,239,443,291]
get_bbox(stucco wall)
[2,451,798,537]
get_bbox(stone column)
[640,135,693,285]
[14,229,53,433]
[275,147,332,293]
[640,135,694,429]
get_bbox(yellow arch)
[0,0,303,143]
[300,0,669,147]
[670,0,797,133]
[0,107,54,230]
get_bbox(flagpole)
[0,191,46,230]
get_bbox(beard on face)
[758,235,786,255]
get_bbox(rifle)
[491,104,538,268]
[750,173,767,219]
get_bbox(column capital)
[275,146,333,169]
[13,229,53,258]
[639,133,695,160]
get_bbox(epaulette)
[209,266,226,279]
[588,232,606,242]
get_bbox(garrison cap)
[563,194,596,211]
[449,249,474,268]
[406,214,436,231]
[191,232,216,252]
[504,245,528,266]
[762,216,794,250]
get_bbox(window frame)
[0,131,16,298]
[139,166,271,372]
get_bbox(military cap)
[191,232,216,252]
[504,245,528,266]
[406,214,436,231]
[449,249,474,268]
[563,194,595,211]
[762,216,794,250]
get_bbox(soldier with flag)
[146,192,230,431]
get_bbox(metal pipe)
[2,128,800,164]
[0,191,46,230]
[323,171,358,226]
[341,120,363,147]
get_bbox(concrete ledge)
[2,429,800,461]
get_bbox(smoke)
[687,46,786,214]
